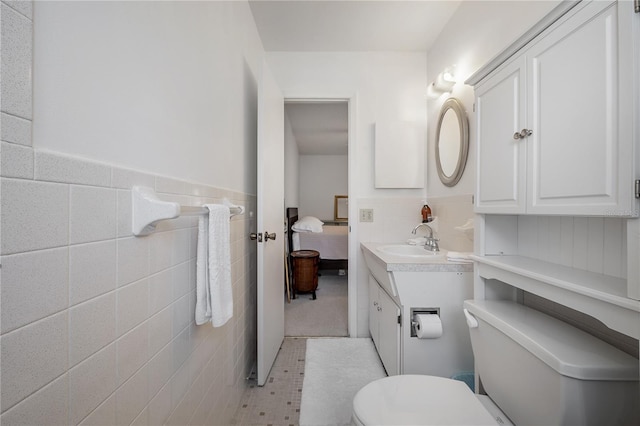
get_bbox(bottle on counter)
[421,204,432,223]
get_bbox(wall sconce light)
[427,67,456,99]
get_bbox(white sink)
[376,244,445,258]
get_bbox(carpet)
[300,338,387,426]
[285,274,348,337]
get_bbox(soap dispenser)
[421,204,432,223]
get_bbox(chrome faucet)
[411,223,440,252]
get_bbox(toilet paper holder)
[410,307,440,338]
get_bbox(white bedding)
[292,225,348,260]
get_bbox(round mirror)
[435,98,469,187]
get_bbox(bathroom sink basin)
[376,245,445,258]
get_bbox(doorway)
[283,99,349,337]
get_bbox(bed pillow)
[292,216,324,233]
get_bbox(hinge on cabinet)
[635,179,640,198]
[635,0,640,13]
[398,314,402,325]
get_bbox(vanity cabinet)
[473,0,638,217]
[368,275,401,376]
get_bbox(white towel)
[406,237,427,245]
[446,251,473,263]
[195,204,233,327]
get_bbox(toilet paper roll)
[415,314,443,339]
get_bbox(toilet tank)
[464,300,639,426]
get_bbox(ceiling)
[285,101,348,155]
[251,1,461,155]
[248,0,462,52]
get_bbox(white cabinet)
[374,121,426,188]
[469,0,640,355]
[475,56,527,213]
[368,275,400,376]
[473,0,638,217]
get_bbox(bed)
[286,207,348,272]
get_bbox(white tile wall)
[0,113,30,150]
[68,344,117,425]
[0,144,258,425]
[69,185,117,244]
[427,194,475,253]
[1,247,69,333]
[1,141,33,178]
[1,143,256,424]
[69,293,117,367]
[0,312,69,410]
[69,240,117,306]
[1,2,32,119]
[356,195,474,251]
[1,178,69,254]
[116,323,149,386]
[0,154,255,424]
[0,375,69,426]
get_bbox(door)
[475,55,527,214]
[526,0,624,215]
[377,286,400,376]
[368,275,380,350]
[256,61,285,386]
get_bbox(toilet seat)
[352,375,498,426]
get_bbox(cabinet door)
[377,286,400,376]
[526,1,634,215]
[475,55,527,214]
[368,276,380,349]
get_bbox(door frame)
[284,93,358,338]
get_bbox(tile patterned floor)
[232,337,307,426]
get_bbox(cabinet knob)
[513,129,533,139]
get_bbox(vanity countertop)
[361,242,473,273]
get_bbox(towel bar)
[179,205,244,217]
[132,186,244,236]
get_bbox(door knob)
[250,232,262,242]
[264,231,277,241]
[513,128,533,139]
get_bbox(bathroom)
[1,1,639,425]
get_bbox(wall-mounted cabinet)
[374,121,426,188]
[469,0,640,345]
[472,0,639,217]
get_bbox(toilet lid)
[353,375,498,426]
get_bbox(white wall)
[268,52,428,336]
[0,1,263,424]
[299,155,348,219]
[426,0,562,198]
[268,52,428,199]
[33,0,264,194]
[284,113,299,208]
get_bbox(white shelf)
[471,255,640,339]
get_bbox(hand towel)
[195,204,233,327]
[195,214,211,325]
[406,237,427,245]
[446,251,473,263]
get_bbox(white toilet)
[353,299,640,426]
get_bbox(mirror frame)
[334,195,348,221]
[435,97,469,187]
